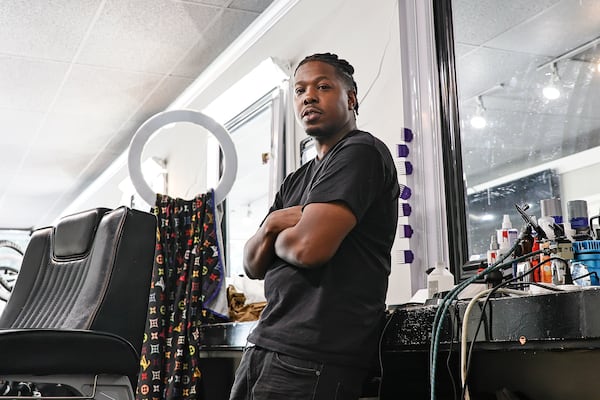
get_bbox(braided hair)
[295,53,359,115]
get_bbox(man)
[229,53,400,400]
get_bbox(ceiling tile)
[0,0,101,61]
[34,112,122,155]
[182,0,231,7]
[455,43,477,60]
[452,0,560,46]
[485,0,600,56]
[11,161,78,195]
[0,56,68,112]
[173,8,259,77]
[0,143,27,172]
[456,46,550,100]
[134,75,195,119]
[230,0,274,13]
[76,0,220,74]
[0,109,45,146]
[52,64,164,123]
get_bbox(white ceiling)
[0,0,274,230]
[453,0,600,187]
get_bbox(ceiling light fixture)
[470,96,487,129]
[537,35,600,71]
[542,62,561,100]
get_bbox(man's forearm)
[243,206,304,279]
[243,226,278,279]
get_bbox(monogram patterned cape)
[136,191,229,400]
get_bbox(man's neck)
[314,124,357,160]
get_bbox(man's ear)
[348,90,357,110]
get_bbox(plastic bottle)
[537,216,556,240]
[486,235,499,266]
[427,262,455,299]
[551,257,567,285]
[497,214,519,249]
[496,215,519,277]
[530,238,540,282]
[539,241,553,283]
[571,262,592,287]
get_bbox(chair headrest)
[53,208,111,259]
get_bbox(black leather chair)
[0,206,156,399]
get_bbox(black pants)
[229,346,369,400]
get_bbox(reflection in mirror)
[450,0,600,258]
[467,170,560,255]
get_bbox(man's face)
[293,61,355,138]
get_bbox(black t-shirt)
[248,130,400,368]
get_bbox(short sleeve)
[305,144,384,221]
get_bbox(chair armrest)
[0,329,139,379]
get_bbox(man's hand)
[263,206,303,235]
[275,202,356,269]
[243,206,303,279]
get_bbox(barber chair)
[0,207,157,399]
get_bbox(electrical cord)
[505,281,564,292]
[359,0,397,109]
[445,297,460,400]
[429,240,524,400]
[459,287,527,400]
[430,244,548,400]
[460,256,565,399]
[376,310,396,399]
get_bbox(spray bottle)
[496,215,518,277]
[497,214,519,250]
[487,235,499,266]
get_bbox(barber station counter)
[198,320,257,354]
[381,287,600,400]
[195,288,600,399]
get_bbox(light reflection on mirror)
[451,0,600,257]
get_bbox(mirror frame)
[432,0,469,280]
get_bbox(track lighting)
[542,62,561,100]
[470,96,487,129]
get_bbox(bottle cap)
[489,235,499,250]
[540,198,562,218]
[502,214,512,229]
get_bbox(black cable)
[572,270,599,283]
[460,257,561,399]
[377,311,395,399]
[505,282,564,292]
[431,244,539,400]
[445,297,460,400]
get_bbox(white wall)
[180,0,413,303]
[145,122,209,200]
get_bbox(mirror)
[445,0,600,259]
